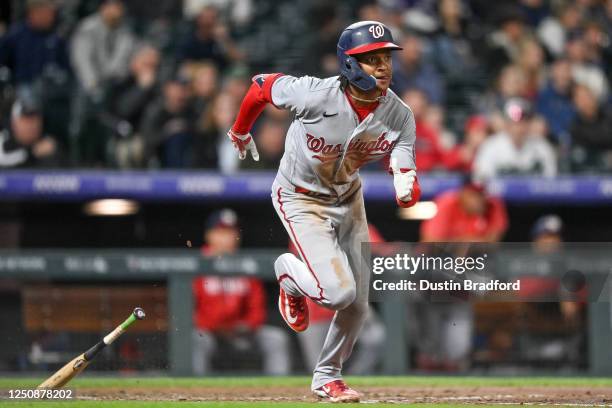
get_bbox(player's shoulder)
[384,89,415,123]
[273,75,341,95]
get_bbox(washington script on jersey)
[306,132,397,162]
[372,279,521,292]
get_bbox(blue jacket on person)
[536,82,576,143]
[0,21,70,84]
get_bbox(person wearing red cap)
[421,178,508,243]
[192,209,290,376]
[415,178,508,371]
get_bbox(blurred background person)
[516,215,587,365]
[393,34,445,105]
[178,5,244,71]
[414,177,509,371]
[474,98,557,180]
[69,0,136,165]
[0,0,69,92]
[569,84,612,172]
[239,107,288,171]
[421,177,508,243]
[0,0,71,146]
[0,99,61,168]
[140,76,195,168]
[103,44,161,168]
[192,209,290,375]
[192,92,237,170]
[535,58,576,147]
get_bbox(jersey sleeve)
[389,110,417,171]
[270,75,315,115]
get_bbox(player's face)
[356,49,393,91]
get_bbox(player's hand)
[392,168,420,208]
[227,129,259,161]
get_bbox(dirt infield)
[79,385,612,405]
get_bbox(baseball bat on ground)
[37,307,146,389]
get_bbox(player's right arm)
[228,74,312,160]
[389,110,420,208]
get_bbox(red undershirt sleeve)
[231,73,284,135]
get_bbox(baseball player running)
[227,21,420,402]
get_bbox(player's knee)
[328,286,356,310]
[274,253,298,277]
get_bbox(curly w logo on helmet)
[368,24,385,39]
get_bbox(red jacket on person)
[193,245,266,332]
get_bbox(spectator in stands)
[178,5,243,71]
[0,0,70,89]
[569,84,612,171]
[183,0,253,28]
[431,0,478,74]
[474,98,557,180]
[0,99,61,168]
[193,92,237,170]
[239,118,285,170]
[537,3,582,58]
[518,0,550,27]
[597,0,612,82]
[69,0,136,165]
[453,115,490,173]
[516,39,545,100]
[70,0,135,96]
[192,209,290,375]
[536,58,576,145]
[183,61,219,118]
[485,6,529,74]
[565,33,609,102]
[392,34,445,105]
[477,64,528,132]
[140,76,195,168]
[401,89,467,172]
[108,45,161,128]
[102,45,161,168]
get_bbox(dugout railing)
[0,248,610,376]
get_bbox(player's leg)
[346,308,386,374]
[271,185,357,310]
[255,325,291,375]
[297,321,330,371]
[312,190,371,390]
[192,329,217,375]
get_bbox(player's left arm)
[228,73,284,161]
[389,111,421,208]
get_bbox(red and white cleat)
[278,288,309,332]
[313,380,361,403]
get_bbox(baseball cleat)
[278,288,309,332]
[313,380,361,403]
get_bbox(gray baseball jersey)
[271,75,416,200]
[266,74,416,389]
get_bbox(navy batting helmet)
[337,21,402,91]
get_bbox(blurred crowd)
[0,0,611,176]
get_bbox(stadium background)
[0,0,611,379]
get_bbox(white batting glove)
[227,129,259,161]
[393,168,417,202]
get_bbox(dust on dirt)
[78,385,612,405]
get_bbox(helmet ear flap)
[343,55,377,92]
